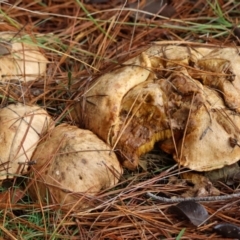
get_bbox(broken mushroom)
[28,124,122,210]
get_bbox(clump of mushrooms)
[72,42,240,172]
[0,31,123,210]
[1,37,240,208]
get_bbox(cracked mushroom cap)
[160,70,240,171]
[156,43,240,171]
[29,124,122,210]
[0,103,53,179]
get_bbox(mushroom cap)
[155,44,240,171]
[160,70,240,170]
[71,52,152,144]
[29,124,122,210]
[0,103,53,179]
[0,32,48,82]
[175,105,240,171]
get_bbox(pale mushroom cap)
[71,52,152,144]
[29,124,122,210]
[155,44,240,171]
[176,106,240,171]
[0,33,48,82]
[0,103,53,179]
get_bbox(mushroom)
[72,52,152,142]
[0,32,48,82]
[28,124,122,210]
[159,69,240,171]
[116,80,171,169]
[0,103,53,179]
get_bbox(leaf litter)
[169,201,209,226]
[0,0,240,239]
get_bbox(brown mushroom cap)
[0,103,53,179]
[29,124,122,210]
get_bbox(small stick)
[147,192,240,203]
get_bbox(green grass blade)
[75,0,116,42]
[176,228,186,240]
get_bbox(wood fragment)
[147,191,240,203]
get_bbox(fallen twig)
[147,191,240,203]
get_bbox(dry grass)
[0,0,240,239]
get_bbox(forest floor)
[0,0,240,239]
